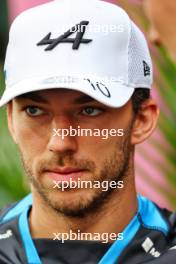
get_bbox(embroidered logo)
[37,21,92,51]
[143,60,151,76]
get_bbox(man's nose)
[47,116,78,154]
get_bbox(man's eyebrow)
[16,93,96,104]
[73,95,95,104]
[16,93,48,103]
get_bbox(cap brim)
[0,76,134,108]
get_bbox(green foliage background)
[0,70,29,208]
[0,1,29,208]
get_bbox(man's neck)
[29,179,138,242]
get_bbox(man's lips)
[44,167,87,181]
[46,167,85,174]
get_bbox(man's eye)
[81,107,103,116]
[25,106,44,116]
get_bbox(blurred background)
[0,0,176,209]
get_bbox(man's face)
[143,0,176,60]
[8,89,134,217]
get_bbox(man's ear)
[6,102,18,144]
[131,98,160,145]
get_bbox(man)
[143,0,176,61]
[0,0,176,263]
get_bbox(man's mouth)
[44,167,87,181]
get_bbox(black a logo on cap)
[143,60,151,77]
[37,21,92,51]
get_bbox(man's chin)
[37,187,111,218]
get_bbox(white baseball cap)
[0,0,152,108]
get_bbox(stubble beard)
[21,129,133,218]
